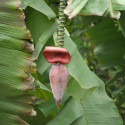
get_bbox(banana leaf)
[0,0,36,124]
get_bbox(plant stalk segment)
[57,0,66,47]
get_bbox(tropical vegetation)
[0,0,125,125]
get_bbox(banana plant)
[22,0,123,125]
[0,0,124,125]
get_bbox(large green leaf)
[25,7,57,59]
[25,0,56,19]
[47,78,123,125]
[34,22,58,59]
[26,7,55,44]
[87,18,125,69]
[64,0,125,19]
[64,33,99,89]
[0,0,36,124]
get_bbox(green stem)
[57,0,66,47]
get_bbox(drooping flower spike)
[43,46,70,107]
[43,0,70,107]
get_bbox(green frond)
[0,0,36,124]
